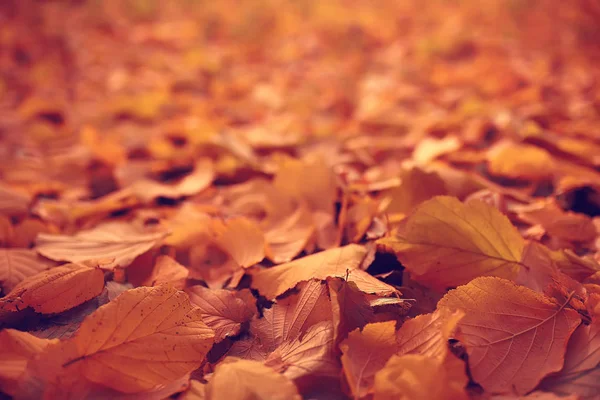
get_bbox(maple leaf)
[27,285,214,394]
[186,285,256,342]
[437,277,581,394]
[202,357,302,400]
[0,329,58,396]
[35,221,168,269]
[0,262,105,314]
[340,320,398,399]
[0,249,57,294]
[378,196,525,290]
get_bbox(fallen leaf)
[0,249,57,294]
[340,321,398,399]
[205,357,302,400]
[0,183,31,216]
[540,315,600,399]
[373,353,469,400]
[214,217,265,268]
[396,308,464,358]
[264,204,315,264]
[36,221,168,269]
[137,255,188,289]
[0,262,105,314]
[487,142,554,180]
[186,285,256,342]
[0,329,58,396]
[250,244,390,299]
[378,196,524,290]
[383,166,447,216]
[437,277,581,394]
[328,278,376,342]
[41,285,215,393]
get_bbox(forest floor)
[1,1,600,399]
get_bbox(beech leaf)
[378,196,525,290]
[437,277,581,394]
[0,249,57,294]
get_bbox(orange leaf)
[328,278,376,342]
[0,329,58,396]
[396,308,464,358]
[383,166,447,215]
[0,183,31,216]
[487,142,554,180]
[42,285,214,393]
[0,249,56,293]
[340,321,398,399]
[437,277,581,394]
[264,321,338,380]
[205,357,301,400]
[130,159,214,202]
[378,196,524,290]
[251,244,392,299]
[138,255,188,289]
[264,204,315,264]
[36,221,168,269]
[186,286,256,342]
[373,353,469,400]
[540,315,600,398]
[0,262,104,314]
[214,217,265,268]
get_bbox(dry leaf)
[487,142,554,180]
[340,321,398,399]
[437,277,581,394]
[373,353,469,400]
[186,285,256,342]
[0,249,57,294]
[214,217,265,268]
[250,244,388,299]
[36,222,168,269]
[378,196,524,290]
[204,357,301,400]
[37,285,214,393]
[137,255,188,289]
[0,262,104,314]
[0,329,58,396]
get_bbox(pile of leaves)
[1,0,600,399]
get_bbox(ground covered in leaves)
[1,1,600,399]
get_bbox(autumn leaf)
[251,244,394,299]
[437,277,581,394]
[203,357,302,400]
[213,217,265,268]
[135,255,188,289]
[0,249,57,294]
[340,321,398,399]
[328,278,376,342]
[383,166,447,216]
[0,262,105,314]
[0,183,31,216]
[186,285,256,342]
[41,285,214,393]
[373,353,469,400]
[0,329,58,396]
[264,204,315,264]
[396,308,464,358]
[540,315,600,399]
[378,196,525,290]
[487,142,555,181]
[36,221,168,269]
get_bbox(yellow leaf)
[487,142,554,180]
[378,196,524,290]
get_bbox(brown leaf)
[0,329,58,396]
[214,217,265,268]
[378,196,524,290]
[186,286,256,342]
[340,321,398,399]
[36,221,168,269]
[0,262,105,314]
[204,357,302,400]
[0,249,57,294]
[437,277,581,394]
